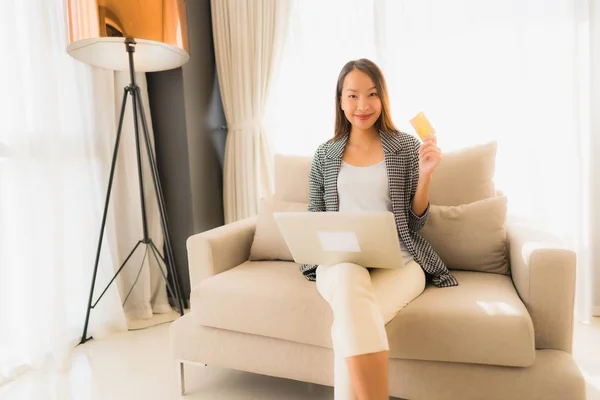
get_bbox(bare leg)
[346,351,389,400]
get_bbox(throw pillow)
[429,141,497,206]
[249,198,308,261]
[419,196,509,274]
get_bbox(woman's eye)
[369,92,378,97]
[349,95,357,99]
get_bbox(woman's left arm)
[409,135,442,230]
[411,174,431,218]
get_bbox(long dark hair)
[332,58,398,141]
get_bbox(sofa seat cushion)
[386,270,535,367]
[191,262,535,367]
[191,261,333,350]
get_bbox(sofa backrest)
[273,141,498,206]
[274,155,311,203]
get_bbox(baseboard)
[594,306,600,317]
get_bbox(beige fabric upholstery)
[387,349,585,400]
[429,141,498,205]
[507,223,577,353]
[172,314,334,386]
[249,198,308,261]
[171,314,586,400]
[191,261,333,349]
[419,196,509,274]
[190,262,535,367]
[186,216,257,289]
[386,270,534,367]
[171,313,333,388]
[273,154,311,203]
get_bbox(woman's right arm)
[301,146,325,281]
[308,145,326,212]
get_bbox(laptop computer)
[273,211,405,269]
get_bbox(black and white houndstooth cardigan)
[300,130,459,288]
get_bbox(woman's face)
[340,69,382,131]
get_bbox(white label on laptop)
[317,231,361,252]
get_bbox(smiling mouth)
[355,114,373,120]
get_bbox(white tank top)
[337,160,413,264]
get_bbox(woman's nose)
[357,97,370,112]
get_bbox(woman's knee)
[324,263,370,289]
[316,262,371,303]
[333,262,369,280]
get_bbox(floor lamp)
[65,0,190,344]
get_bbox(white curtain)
[0,0,168,385]
[266,0,597,323]
[211,0,292,223]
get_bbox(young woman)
[300,59,458,400]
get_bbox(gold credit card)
[410,112,436,140]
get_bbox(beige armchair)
[170,145,585,400]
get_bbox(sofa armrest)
[186,216,258,289]
[506,222,576,353]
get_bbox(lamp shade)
[65,0,190,72]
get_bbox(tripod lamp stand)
[65,0,190,344]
